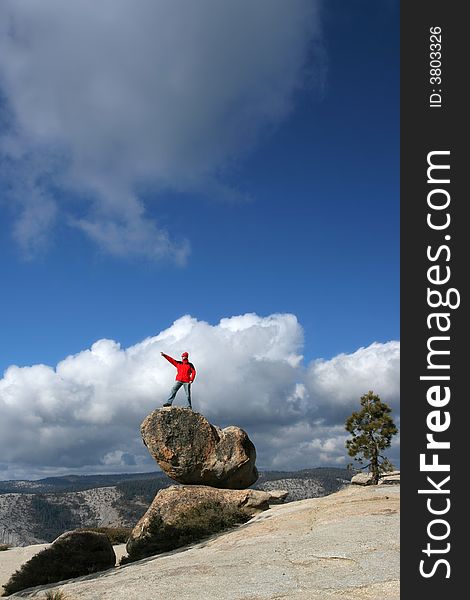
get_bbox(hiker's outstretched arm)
[161,352,178,367]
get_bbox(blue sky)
[0,1,399,479]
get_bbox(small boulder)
[141,407,258,489]
[263,489,289,504]
[351,473,374,485]
[125,485,281,562]
[2,531,116,596]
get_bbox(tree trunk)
[370,447,380,484]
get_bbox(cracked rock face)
[141,407,258,489]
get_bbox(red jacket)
[162,353,196,383]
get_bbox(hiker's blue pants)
[166,381,192,407]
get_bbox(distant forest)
[256,467,353,494]
[29,495,83,541]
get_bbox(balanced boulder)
[141,407,258,489]
[2,531,116,596]
[125,485,286,562]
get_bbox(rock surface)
[2,531,116,596]
[126,484,285,561]
[379,471,400,485]
[7,485,399,600]
[141,407,258,488]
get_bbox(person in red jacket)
[161,351,196,409]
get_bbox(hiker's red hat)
[181,352,189,357]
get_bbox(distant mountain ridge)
[0,467,352,495]
[0,468,353,546]
[0,471,169,495]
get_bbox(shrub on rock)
[77,526,132,545]
[124,485,279,562]
[2,531,115,596]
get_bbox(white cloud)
[0,0,323,260]
[306,342,400,423]
[0,313,400,480]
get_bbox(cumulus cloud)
[0,313,399,480]
[307,342,400,423]
[0,0,322,260]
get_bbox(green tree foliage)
[77,527,131,545]
[345,391,398,484]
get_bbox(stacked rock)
[126,407,285,561]
[141,407,258,488]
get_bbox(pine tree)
[345,391,398,484]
